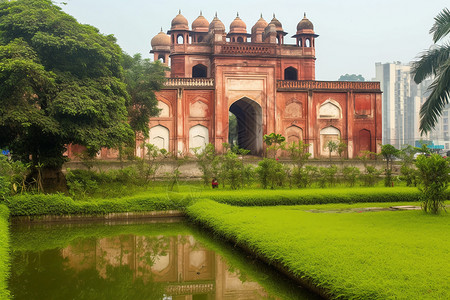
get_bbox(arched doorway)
[229,98,263,155]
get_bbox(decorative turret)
[269,14,287,45]
[150,28,170,64]
[168,10,190,45]
[251,14,268,43]
[208,13,226,43]
[226,13,250,43]
[292,13,318,47]
[191,11,209,43]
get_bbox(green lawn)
[0,205,10,299]
[187,199,450,299]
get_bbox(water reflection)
[9,221,320,300]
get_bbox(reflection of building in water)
[62,235,271,299]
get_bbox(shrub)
[318,165,338,188]
[256,158,286,189]
[399,165,419,187]
[360,166,381,187]
[342,166,360,187]
[415,154,450,214]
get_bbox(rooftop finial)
[260,13,263,18]
[160,27,163,32]
[200,10,202,16]
[237,12,239,18]
[304,12,306,18]
[273,13,275,18]
[215,12,218,18]
[178,9,181,14]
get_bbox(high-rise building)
[375,62,429,148]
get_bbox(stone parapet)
[277,80,381,91]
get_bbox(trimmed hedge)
[0,205,10,299]
[201,187,430,206]
[6,193,187,217]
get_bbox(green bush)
[318,165,338,188]
[256,158,286,189]
[6,193,183,217]
[360,166,381,187]
[415,154,450,214]
[0,204,10,299]
[200,187,427,206]
[342,166,360,187]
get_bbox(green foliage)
[215,146,251,189]
[186,199,450,299]
[380,144,400,170]
[399,165,419,187]
[0,156,29,197]
[255,158,286,189]
[6,193,183,216]
[360,166,381,187]
[193,143,217,186]
[0,0,134,169]
[201,187,425,206]
[318,165,338,188]
[287,140,311,168]
[326,140,338,161]
[0,205,9,299]
[338,74,365,81]
[342,166,360,187]
[263,133,285,158]
[411,8,450,133]
[121,53,168,137]
[415,154,450,214]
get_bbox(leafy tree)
[0,0,134,187]
[287,140,311,168]
[380,144,400,171]
[411,8,450,134]
[256,158,286,189]
[326,140,338,162]
[193,143,217,186]
[342,166,360,187]
[121,53,168,137]
[338,74,365,81]
[263,133,285,158]
[415,154,450,214]
[337,139,347,158]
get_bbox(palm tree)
[411,8,450,134]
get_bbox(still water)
[9,219,320,300]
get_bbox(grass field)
[0,205,10,299]
[187,199,450,299]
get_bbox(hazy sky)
[60,0,448,81]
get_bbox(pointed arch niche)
[318,99,342,119]
[157,101,170,118]
[286,125,303,144]
[320,126,341,156]
[189,124,209,153]
[149,125,170,151]
[285,100,303,118]
[359,129,371,153]
[190,99,208,118]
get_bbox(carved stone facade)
[144,12,382,158]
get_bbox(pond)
[9,218,321,300]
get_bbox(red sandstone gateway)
[71,11,381,160]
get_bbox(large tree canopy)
[0,0,135,168]
[121,53,167,137]
[412,8,450,134]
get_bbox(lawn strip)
[186,199,450,299]
[0,205,10,299]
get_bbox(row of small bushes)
[0,205,10,299]
[201,187,432,206]
[6,193,187,217]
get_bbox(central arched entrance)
[229,98,263,155]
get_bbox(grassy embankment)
[5,186,429,217]
[186,199,450,299]
[0,205,10,299]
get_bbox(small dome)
[229,13,247,34]
[171,10,189,31]
[269,14,284,32]
[151,30,170,48]
[297,13,314,32]
[192,12,209,32]
[251,15,268,33]
[209,13,225,31]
